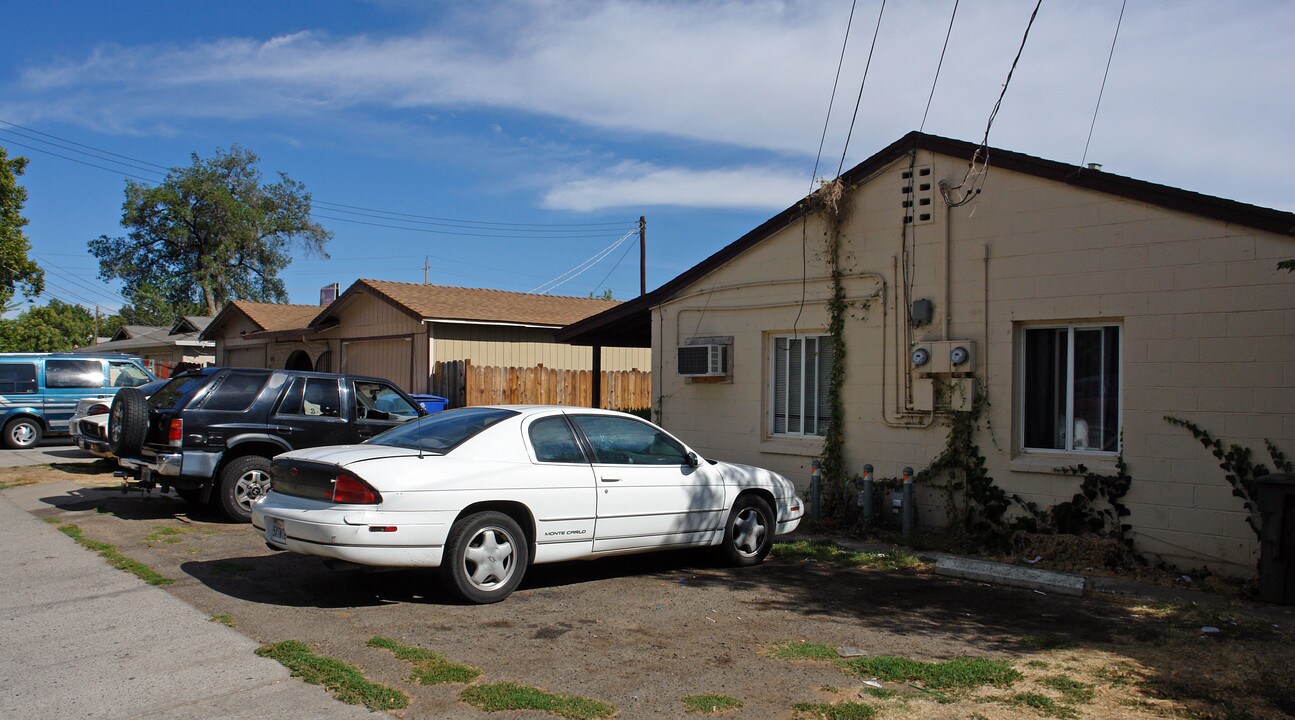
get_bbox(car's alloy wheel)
[3,417,42,449]
[721,495,774,566]
[217,455,271,523]
[441,511,529,604]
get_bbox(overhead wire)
[836,0,888,179]
[939,0,1044,208]
[1081,0,1127,168]
[529,230,635,294]
[919,0,961,134]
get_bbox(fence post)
[860,464,875,532]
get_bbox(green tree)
[0,299,96,352]
[89,145,330,316]
[117,282,204,326]
[0,146,45,308]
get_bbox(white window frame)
[769,334,833,438]
[1018,322,1123,455]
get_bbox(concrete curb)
[933,555,1086,597]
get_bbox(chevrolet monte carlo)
[252,406,804,603]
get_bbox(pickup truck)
[111,367,424,521]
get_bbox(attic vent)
[677,345,728,377]
[902,164,936,225]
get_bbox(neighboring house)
[560,131,1295,575]
[81,316,215,376]
[201,279,650,396]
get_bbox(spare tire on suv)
[108,387,149,458]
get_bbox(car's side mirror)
[687,451,701,468]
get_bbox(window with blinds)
[771,335,833,437]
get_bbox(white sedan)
[252,406,804,603]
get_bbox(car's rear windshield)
[368,407,518,452]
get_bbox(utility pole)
[639,215,646,297]
[424,256,430,284]
[93,306,100,343]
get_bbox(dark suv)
[112,367,425,521]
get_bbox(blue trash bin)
[410,394,449,414]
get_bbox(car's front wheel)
[217,455,271,523]
[440,511,529,604]
[721,494,774,566]
[3,417,42,449]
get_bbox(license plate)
[268,518,287,545]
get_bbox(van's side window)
[45,359,103,389]
[109,361,152,388]
[0,364,37,394]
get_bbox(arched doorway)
[285,350,313,371]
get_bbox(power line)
[311,199,631,229]
[1081,0,1127,168]
[808,0,858,190]
[836,0,888,178]
[0,121,169,173]
[0,136,161,183]
[530,230,635,294]
[920,0,961,134]
[311,213,631,240]
[939,0,1044,208]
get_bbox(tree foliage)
[0,300,101,352]
[89,146,330,316]
[0,146,45,309]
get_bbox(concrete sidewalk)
[0,489,378,719]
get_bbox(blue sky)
[3,0,1292,317]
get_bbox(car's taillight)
[331,473,379,504]
[168,419,183,447]
[89,404,110,416]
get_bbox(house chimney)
[320,283,340,306]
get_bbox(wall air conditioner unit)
[677,344,728,377]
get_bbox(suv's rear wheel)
[218,455,271,523]
[3,417,42,449]
[108,388,148,457]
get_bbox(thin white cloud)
[542,162,807,212]
[4,0,1292,209]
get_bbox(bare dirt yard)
[7,461,1295,720]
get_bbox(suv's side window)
[278,377,342,418]
[45,359,103,388]
[354,381,418,421]
[0,364,37,394]
[201,372,270,412]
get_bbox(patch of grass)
[459,682,615,719]
[255,640,408,711]
[1008,691,1078,719]
[1026,660,1050,669]
[790,700,876,720]
[857,687,897,699]
[1093,662,1139,688]
[842,656,1021,690]
[57,523,173,586]
[366,636,480,685]
[768,641,841,661]
[145,525,191,544]
[1040,675,1095,703]
[42,516,59,524]
[682,693,743,714]
[209,614,236,628]
[1022,635,1069,650]
[772,540,922,570]
[0,478,37,490]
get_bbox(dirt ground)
[8,461,1295,720]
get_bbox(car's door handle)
[600,477,620,483]
[273,426,295,434]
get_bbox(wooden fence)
[432,361,651,411]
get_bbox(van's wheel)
[217,455,271,523]
[108,388,148,457]
[3,417,42,449]
[440,511,528,604]
[720,494,774,566]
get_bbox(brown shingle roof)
[227,300,323,333]
[327,279,621,327]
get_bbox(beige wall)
[655,150,1294,575]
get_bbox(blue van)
[0,353,157,449]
